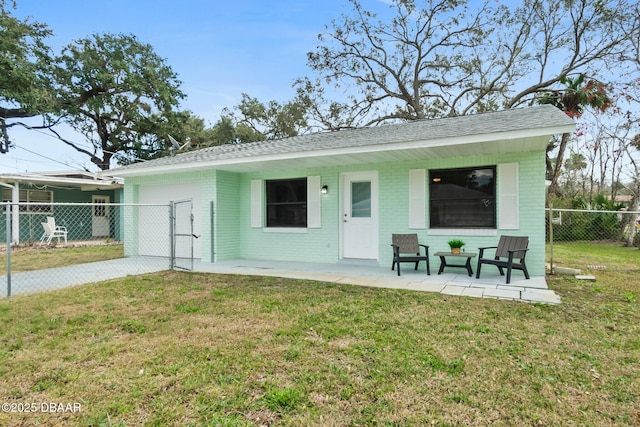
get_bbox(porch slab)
[461,287,486,298]
[370,277,416,289]
[192,259,562,304]
[1,257,559,305]
[440,285,466,296]
[468,283,499,290]
[521,289,562,304]
[404,282,446,293]
[482,287,522,300]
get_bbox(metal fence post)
[169,201,175,270]
[548,204,554,275]
[5,201,11,297]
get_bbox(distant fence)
[546,207,640,272]
[1,202,187,297]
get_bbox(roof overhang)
[0,172,124,191]
[111,123,573,177]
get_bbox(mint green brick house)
[111,105,574,278]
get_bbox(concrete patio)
[193,259,562,304]
[1,256,560,304]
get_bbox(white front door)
[342,171,379,260]
[92,195,110,237]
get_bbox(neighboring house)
[612,194,634,208]
[110,105,575,277]
[0,171,123,244]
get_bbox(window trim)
[428,228,497,237]
[262,227,308,234]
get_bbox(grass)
[0,244,638,425]
[0,243,124,273]
[549,241,640,272]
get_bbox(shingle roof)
[111,105,574,174]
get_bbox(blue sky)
[1,0,390,173]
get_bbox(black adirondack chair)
[476,235,530,284]
[391,234,430,276]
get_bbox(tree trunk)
[94,152,112,171]
[625,184,640,248]
[547,132,571,197]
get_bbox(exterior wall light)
[321,185,328,194]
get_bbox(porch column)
[0,182,19,245]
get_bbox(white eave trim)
[0,175,122,189]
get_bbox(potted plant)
[448,239,465,255]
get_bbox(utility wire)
[6,121,151,171]
[15,145,89,170]
[5,123,95,171]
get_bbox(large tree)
[200,94,311,147]
[0,1,56,152]
[298,0,639,125]
[0,3,189,169]
[221,93,309,142]
[114,109,211,164]
[54,33,185,170]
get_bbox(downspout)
[0,182,19,245]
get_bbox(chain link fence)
[546,207,640,273]
[0,202,184,297]
[3,202,637,297]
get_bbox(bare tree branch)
[299,0,639,129]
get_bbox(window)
[350,181,371,218]
[429,167,496,228]
[1,189,53,213]
[94,199,106,217]
[265,178,307,227]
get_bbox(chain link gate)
[2,202,173,297]
[171,199,195,271]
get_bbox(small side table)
[434,252,477,277]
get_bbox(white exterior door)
[341,171,379,260]
[92,195,110,237]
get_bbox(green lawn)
[0,245,638,426]
[0,244,124,273]
[548,241,640,271]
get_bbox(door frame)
[339,171,379,260]
[171,199,195,271]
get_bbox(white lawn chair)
[46,216,67,235]
[39,217,68,245]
